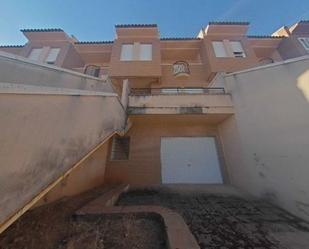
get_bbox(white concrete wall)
[222,56,309,221]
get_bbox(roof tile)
[209,21,250,25]
[20,28,63,32]
[115,24,157,28]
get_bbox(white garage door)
[161,137,223,184]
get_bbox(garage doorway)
[160,137,223,184]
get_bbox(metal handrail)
[130,87,226,96]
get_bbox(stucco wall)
[105,115,228,185]
[0,51,113,92]
[0,92,125,226]
[35,141,110,206]
[222,56,309,221]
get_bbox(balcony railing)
[130,87,226,96]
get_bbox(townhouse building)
[1,21,309,228]
[1,21,309,185]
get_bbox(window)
[45,48,60,64]
[298,37,309,51]
[110,136,130,160]
[84,65,100,77]
[28,48,43,61]
[139,44,152,61]
[120,43,152,61]
[212,40,246,58]
[120,44,134,61]
[230,41,246,58]
[212,41,228,57]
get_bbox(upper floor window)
[298,37,309,51]
[120,44,134,61]
[139,44,152,61]
[120,43,152,61]
[28,48,43,61]
[230,41,246,58]
[45,48,60,64]
[212,40,246,58]
[212,41,228,57]
[28,47,61,63]
[84,65,100,77]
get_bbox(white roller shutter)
[45,48,60,63]
[212,41,227,57]
[120,44,133,61]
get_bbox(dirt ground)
[0,186,166,249]
[117,185,309,249]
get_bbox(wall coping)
[0,51,105,82]
[0,82,118,97]
[225,55,309,77]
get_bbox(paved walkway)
[117,185,309,249]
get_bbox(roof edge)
[209,21,250,25]
[20,28,64,32]
[0,45,24,48]
[247,35,285,39]
[160,37,201,41]
[115,24,157,28]
[75,41,113,44]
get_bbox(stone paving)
[117,185,309,249]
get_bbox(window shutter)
[28,48,43,61]
[139,44,152,61]
[298,38,309,51]
[230,41,246,58]
[45,48,60,63]
[212,41,228,57]
[120,44,134,61]
[110,136,130,160]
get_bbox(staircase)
[0,52,127,233]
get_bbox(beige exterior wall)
[160,64,209,87]
[0,92,125,226]
[221,56,309,221]
[36,141,109,206]
[202,36,260,73]
[109,27,161,78]
[105,115,229,185]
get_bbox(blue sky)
[1,0,309,45]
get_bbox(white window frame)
[139,43,152,61]
[28,48,43,61]
[120,43,152,61]
[212,41,228,57]
[120,44,134,61]
[230,41,246,58]
[45,48,60,64]
[298,37,309,51]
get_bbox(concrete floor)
[117,184,309,249]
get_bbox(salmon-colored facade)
[2,21,309,186]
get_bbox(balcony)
[127,87,234,115]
